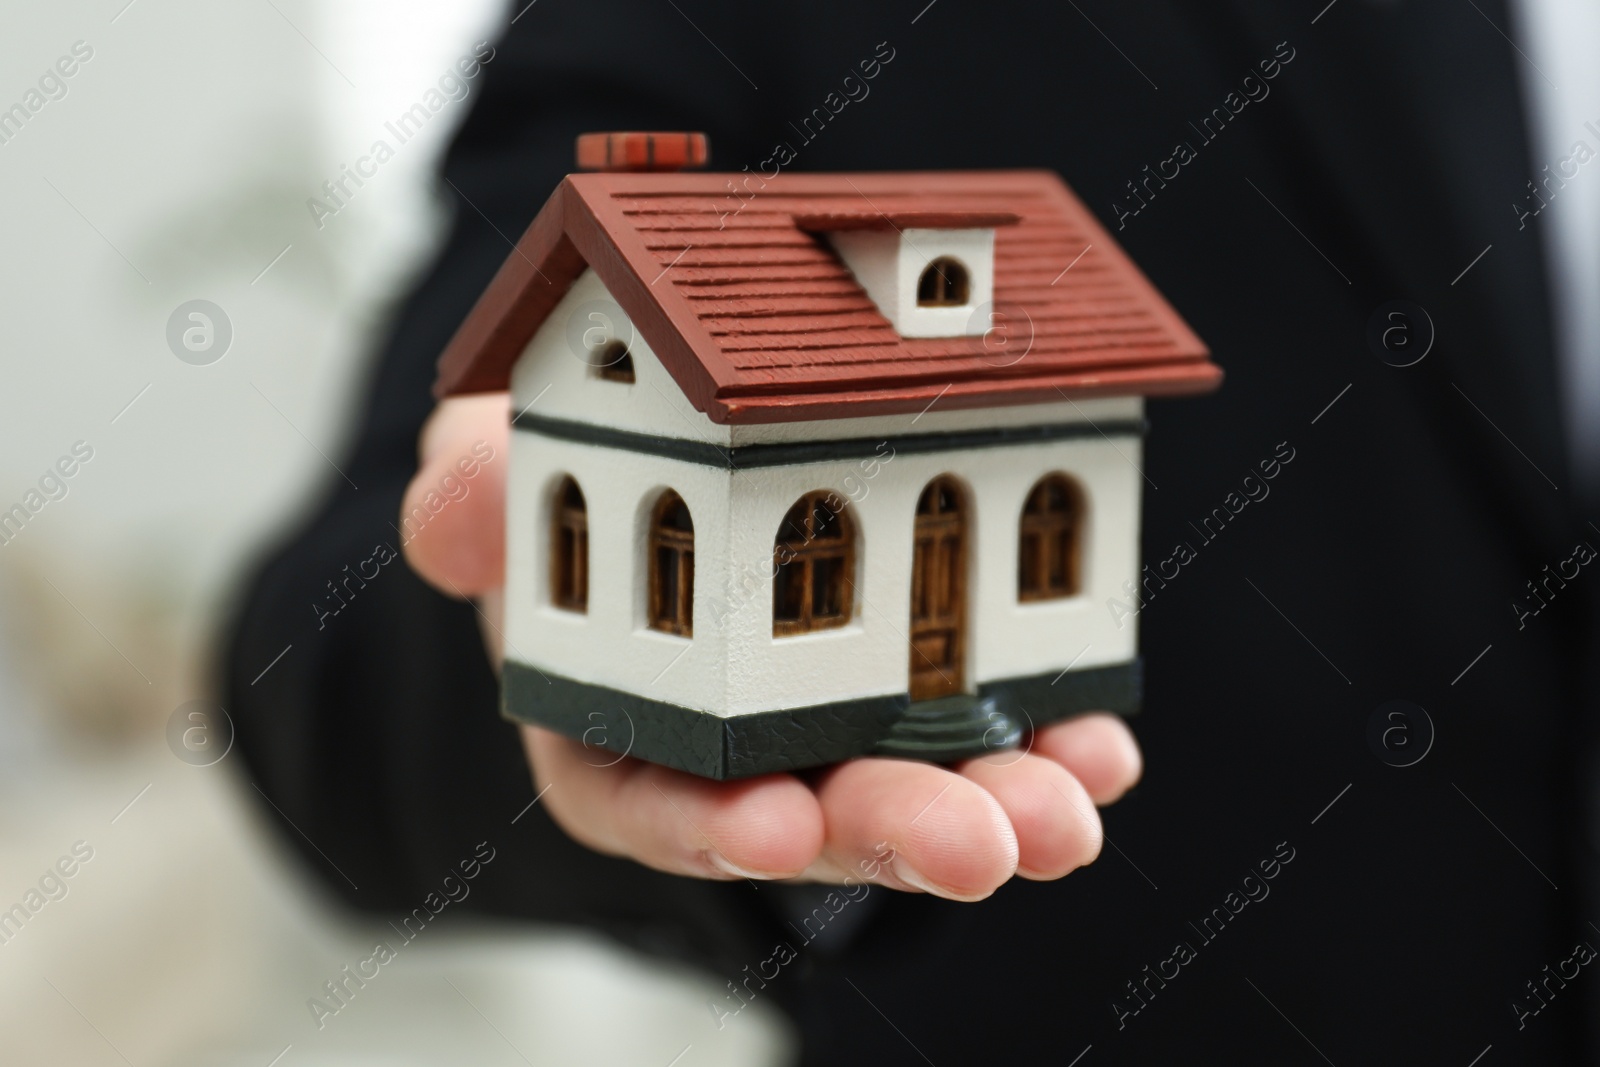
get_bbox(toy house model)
[435,132,1220,780]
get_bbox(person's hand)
[402,393,1143,901]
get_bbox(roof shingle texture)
[435,170,1218,424]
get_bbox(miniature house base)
[502,659,1140,779]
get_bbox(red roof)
[435,170,1219,424]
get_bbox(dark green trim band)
[511,411,1147,470]
[502,659,1142,780]
[979,661,1144,726]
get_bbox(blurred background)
[0,1,789,1061]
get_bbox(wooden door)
[909,476,966,700]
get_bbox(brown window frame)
[551,476,588,612]
[772,491,856,637]
[648,490,695,636]
[595,341,635,383]
[916,257,970,307]
[1018,473,1084,601]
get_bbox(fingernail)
[707,851,776,881]
[891,858,945,896]
[892,858,991,902]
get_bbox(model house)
[434,132,1220,779]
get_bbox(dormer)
[799,211,1019,338]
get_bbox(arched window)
[773,491,855,636]
[917,257,970,307]
[551,477,588,612]
[649,490,694,636]
[595,341,635,383]
[1018,474,1084,600]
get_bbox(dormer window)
[917,258,970,307]
[814,216,1013,339]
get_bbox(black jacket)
[226,1,1598,1061]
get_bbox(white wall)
[505,431,1140,715]
[0,0,502,743]
[506,434,737,713]
[510,269,741,444]
[0,7,800,1065]
[722,439,1140,714]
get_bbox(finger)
[957,752,1102,880]
[418,391,508,464]
[1030,713,1143,805]
[808,758,1017,901]
[401,393,509,597]
[522,726,824,880]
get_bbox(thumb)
[400,393,509,598]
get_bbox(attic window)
[917,257,970,307]
[594,342,635,383]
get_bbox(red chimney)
[575,131,709,173]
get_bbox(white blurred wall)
[0,4,796,1064]
[0,0,502,746]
